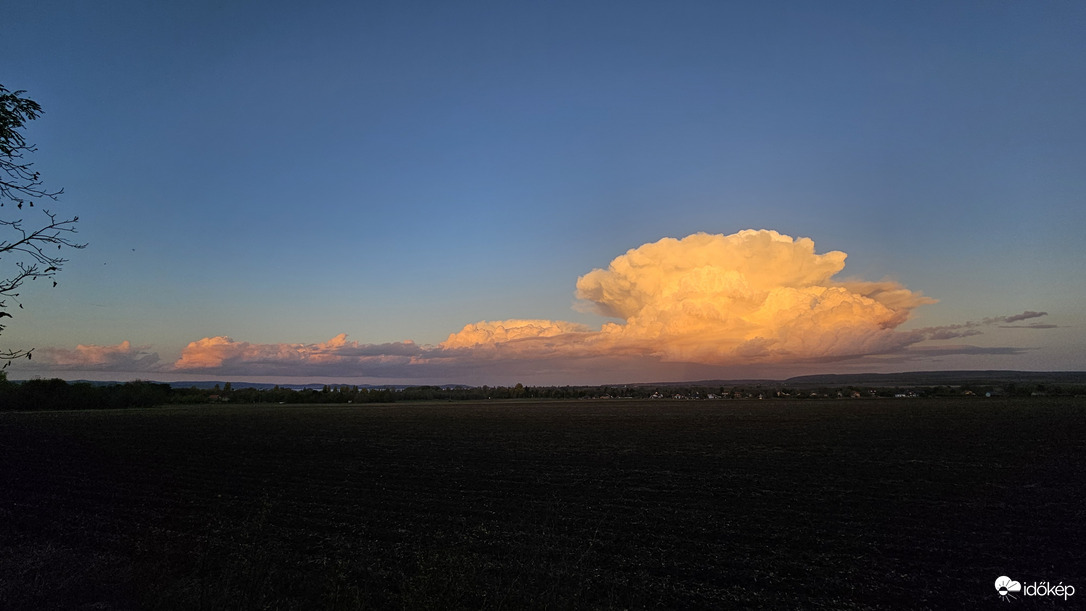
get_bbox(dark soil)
[1,398,1083,609]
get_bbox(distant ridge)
[785,370,1086,386]
[665,370,1086,388]
[54,380,469,392]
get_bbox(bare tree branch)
[1,84,85,366]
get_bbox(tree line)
[1,373,1082,411]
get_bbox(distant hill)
[783,370,1086,388]
[57,380,471,392]
[640,371,1086,389]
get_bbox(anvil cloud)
[26,230,1050,383]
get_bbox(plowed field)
[1,398,1083,609]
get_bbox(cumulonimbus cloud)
[443,230,937,364]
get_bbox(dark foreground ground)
[1,398,1083,609]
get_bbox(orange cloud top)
[577,230,850,319]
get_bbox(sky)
[2,1,1084,385]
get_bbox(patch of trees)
[0,376,169,410]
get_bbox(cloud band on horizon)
[20,230,1054,382]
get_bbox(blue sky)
[3,1,1084,384]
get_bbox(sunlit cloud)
[580,230,936,362]
[173,333,423,377]
[34,341,161,371]
[444,230,937,364]
[15,231,1057,383]
[440,320,592,349]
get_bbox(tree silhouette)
[0,84,85,367]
